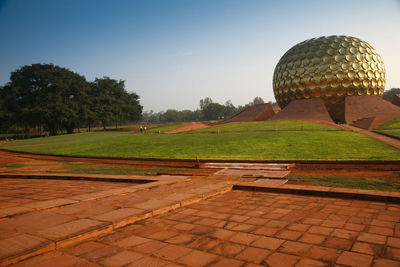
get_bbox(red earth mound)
[345,95,400,130]
[214,103,275,125]
[267,98,335,125]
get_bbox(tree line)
[383,88,400,102]
[142,96,276,124]
[0,64,142,135]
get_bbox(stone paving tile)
[0,179,128,204]
[8,189,400,266]
[0,177,230,265]
[0,234,53,262]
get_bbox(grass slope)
[1,121,399,160]
[375,117,400,130]
[374,117,400,138]
[288,175,400,192]
[191,121,339,134]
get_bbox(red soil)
[214,104,275,125]
[165,122,210,133]
[267,98,336,126]
[345,95,400,130]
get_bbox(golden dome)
[272,35,385,122]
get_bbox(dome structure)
[272,35,385,122]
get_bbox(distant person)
[139,125,143,133]
[144,126,147,133]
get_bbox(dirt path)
[165,122,210,133]
[340,124,400,150]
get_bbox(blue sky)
[1,0,399,112]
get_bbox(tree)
[0,85,14,133]
[250,96,265,105]
[163,109,183,122]
[90,77,142,129]
[1,64,143,135]
[200,97,213,109]
[202,102,226,120]
[224,100,238,118]
[7,63,91,135]
[383,88,400,102]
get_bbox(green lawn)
[376,129,400,138]
[191,121,340,134]
[375,117,400,130]
[288,175,400,192]
[374,117,400,138]
[1,121,399,160]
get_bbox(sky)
[0,0,399,112]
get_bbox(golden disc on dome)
[347,70,356,79]
[331,42,339,49]
[341,41,349,48]
[342,79,351,88]
[327,49,335,55]
[358,87,366,95]
[319,64,329,72]
[324,72,334,80]
[329,64,339,71]
[353,80,361,87]
[352,62,360,70]
[322,56,330,64]
[349,47,357,54]
[347,87,356,96]
[341,63,349,70]
[336,71,346,80]
[334,55,343,62]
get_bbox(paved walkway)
[341,125,400,150]
[10,190,400,267]
[2,170,400,266]
[0,175,231,266]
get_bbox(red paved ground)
[11,190,400,267]
[0,179,129,209]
